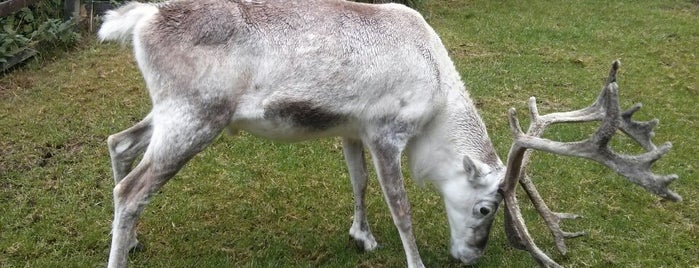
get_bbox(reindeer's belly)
[230,100,359,142]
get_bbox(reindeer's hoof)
[349,224,379,252]
[350,235,379,252]
[128,242,145,253]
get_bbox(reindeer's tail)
[98,2,159,44]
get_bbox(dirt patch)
[0,73,36,99]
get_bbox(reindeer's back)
[134,0,456,140]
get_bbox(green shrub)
[0,0,79,64]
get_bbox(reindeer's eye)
[474,200,498,217]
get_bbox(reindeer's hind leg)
[107,103,230,268]
[342,137,378,251]
[106,113,153,253]
[108,113,153,185]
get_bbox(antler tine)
[502,108,562,268]
[513,76,681,201]
[505,64,617,256]
[526,59,617,129]
[620,103,659,151]
[516,169,585,255]
[529,60,659,151]
[501,60,682,267]
[518,61,679,200]
[607,59,620,83]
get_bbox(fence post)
[63,0,80,23]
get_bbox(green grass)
[1,0,697,267]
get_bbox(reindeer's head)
[434,61,682,267]
[433,148,507,265]
[433,154,505,264]
[426,60,680,267]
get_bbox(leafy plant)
[0,1,79,64]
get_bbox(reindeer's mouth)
[450,246,484,265]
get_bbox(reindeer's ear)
[463,155,484,181]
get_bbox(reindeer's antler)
[500,60,681,267]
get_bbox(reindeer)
[98,1,681,267]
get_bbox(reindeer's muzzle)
[451,246,484,265]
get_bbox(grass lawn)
[1,0,697,267]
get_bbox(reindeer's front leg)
[342,137,379,251]
[365,132,425,268]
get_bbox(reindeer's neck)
[407,88,504,183]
